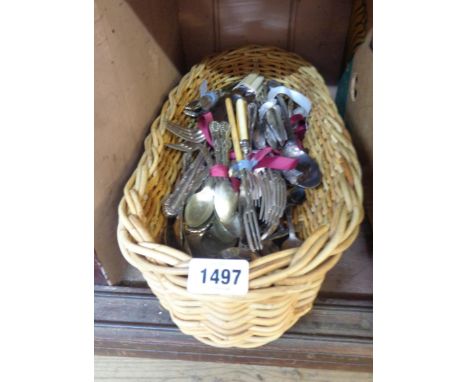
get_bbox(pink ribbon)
[209,164,240,192]
[255,155,298,170]
[250,147,298,171]
[202,114,305,175]
[197,112,213,146]
[210,164,229,177]
[229,147,298,172]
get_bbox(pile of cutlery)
[162,74,322,259]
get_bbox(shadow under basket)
[117,46,364,348]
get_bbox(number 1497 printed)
[187,258,249,296]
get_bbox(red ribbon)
[202,113,306,180]
[230,177,240,192]
[291,114,306,143]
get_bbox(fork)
[165,120,206,143]
[227,97,263,251]
[260,169,287,240]
[165,142,199,153]
[165,141,210,173]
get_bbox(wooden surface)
[177,0,352,83]
[292,0,353,83]
[95,356,372,381]
[94,0,183,283]
[94,285,372,371]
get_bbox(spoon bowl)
[276,95,322,189]
[282,141,322,188]
[214,180,238,224]
[184,178,215,228]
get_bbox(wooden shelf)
[95,285,372,371]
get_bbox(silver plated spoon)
[184,177,215,228]
[210,121,239,226]
[276,95,322,189]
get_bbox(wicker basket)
[117,46,364,348]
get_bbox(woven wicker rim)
[117,45,364,348]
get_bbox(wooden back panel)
[95,0,183,283]
[177,0,352,84]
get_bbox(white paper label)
[187,258,249,296]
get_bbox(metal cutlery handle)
[247,103,258,149]
[276,95,295,141]
[209,121,231,167]
[219,121,231,166]
[163,153,205,216]
[209,121,222,164]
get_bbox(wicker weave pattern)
[117,46,364,348]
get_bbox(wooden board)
[177,0,352,83]
[94,0,184,283]
[94,285,372,371]
[176,0,217,67]
[217,0,292,50]
[95,355,372,381]
[292,0,353,83]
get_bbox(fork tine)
[242,197,262,251]
[261,171,270,222]
[244,213,255,251]
[166,121,206,143]
[259,173,266,209]
[167,121,204,138]
[251,215,263,251]
[247,211,258,250]
[276,174,285,221]
[167,122,193,137]
[250,213,262,250]
[245,209,262,250]
[275,173,281,221]
[166,122,192,139]
[266,170,274,224]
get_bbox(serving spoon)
[275,95,322,189]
